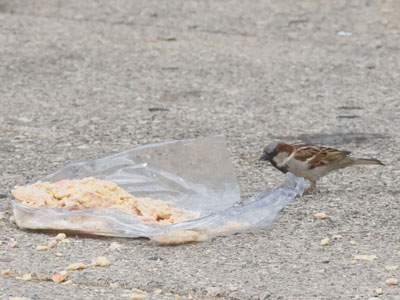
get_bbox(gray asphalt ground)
[1,1,400,299]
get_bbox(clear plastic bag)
[12,136,304,244]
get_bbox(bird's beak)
[259,153,269,161]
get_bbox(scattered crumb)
[385,265,398,270]
[55,233,67,241]
[349,240,357,245]
[320,238,330,246]
[9,240,18,248]
[48,240,57,248]
[36,246,48,251]
[63,280,73,286]
[314,212,327,219]
[386,278,398,286]
[0,241,3,246]
[22,273,32,281]
[66,263,86,271]
[228,286,238,291]
[1,269,10,275]
[332,234,342,240]
[110,283,119,288]
[9,298,26,300]
[121,293,145,300]
[354,254,376,261]
[109,242,122,251]
[0,213,4,220]
[56,252,63,257]
[154,289,163,294]
[52,271,68,283]
[9,216,16,224]
[91,256,110,267]
[153,230,207,245]
[61,238,70,244]
[375,288,383,295]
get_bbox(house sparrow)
[259,141,384,194]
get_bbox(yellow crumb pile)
[11,177,197,225]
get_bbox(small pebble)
[354,254,376,261]
[55,233,66,241]
[1,269,10,275]
[121,294,145,300]
[109,242,122,251]
[314,212,327,219]
[320,238,330,246]
[332,234,342,240]
[321,258,330,264]
[66,263,86,271]
[9,216,16,224]
[48,240,57,248]
[56,252,63,257]
[9,240,18,248]
[52,271,69,283]
[375,288,383,295]
[385,265,398,270]
[61,238,70,244]
[0,213,4,220]
[386,278,398,286]
[63,280,73,286]
[228,286,238,291]
[22,273,32,281]
[110,283,119,288]
[154,289,163,294]
[349,240,357,245]
[91,256,110,267]
[36,246,48,251]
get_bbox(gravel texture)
[1,0,400,299]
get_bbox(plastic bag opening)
[11,136,305,244]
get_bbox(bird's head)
[259,141,293,162]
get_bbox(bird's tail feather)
[347,157,385,166]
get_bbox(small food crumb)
[91,256,110,267]
[375,288,383,295]
[314,212,327,219]
[154,289,163,294]
[110,283,119,288]
[1,269,10,275]
[153,230,208,245]
[9,240,18,248]
[36,246,48,251]
[386,278,398,286]
[56,252,63,257]
[48,240,57,248]
[51,271,68,283]
[354,254,376,261]
[109,242,122,251]
[9,216,16,224]
[332,234,342,240]
[229,286,238,291]
[121,294,145,300]
[66,263,86,271]
[0,241,3,246]
[9,298,26,300]
[60,238,70,244]
[175,294,179,298]
[0,213,4,220]
[349,240,357,245]
[55,233,67,241]
[63,280,73,286]
[22,273,32,281]
[385,265,398,270]
[320,238,330,246]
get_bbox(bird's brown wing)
[293,143,351,169]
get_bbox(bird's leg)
[303,181,317,195]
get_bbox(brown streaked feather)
[293,143,351,169]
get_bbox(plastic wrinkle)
[12,136,305,243]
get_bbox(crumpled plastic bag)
[12,136,304,244]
